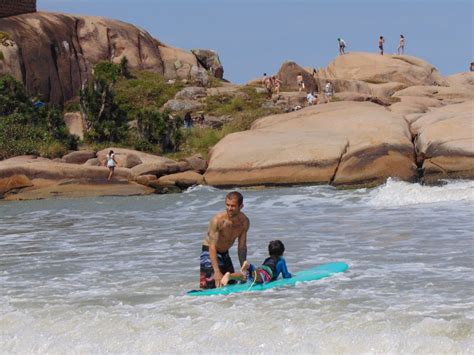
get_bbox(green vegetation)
[1,58,279,160]
[0,75,78,159]
[0,51,4,61]
[80,60,183,153]
[172,86,280,158]
[115,69,183,118]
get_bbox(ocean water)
[0,179,473,354]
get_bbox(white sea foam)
[0,184,473,353]
[367,178,474,207]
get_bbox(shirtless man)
[200,191,249,289]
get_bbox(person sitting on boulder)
[221,240,292,286]
[105,150,118,181]
[306,91,317,105]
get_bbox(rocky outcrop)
[0,147,208,199]
[0,12,223,104]
[277,61,317,93]
[157,171,205,189]
[318,52,448,87]
[62,150,96,164]
[411,100,474,182]
[205,102,417,187]
[63,112,85,139]
[191,49,224,79]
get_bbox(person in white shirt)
[105,150,118,181]
[306,92,317,105]
[338,38,346,55]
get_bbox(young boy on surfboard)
[221,240,291,286]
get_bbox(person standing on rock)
[324,82,334,103]
[200,191,249,289]
[273,76,283,95]
[263,75,273,99]
[296,73,305,93]
[105,150,118,181]
[379,36,385,55]
[338,38,346,55]
[397,34,405,55]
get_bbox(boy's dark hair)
[226,191,243,205]
[268,240,285,257]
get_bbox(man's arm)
[208,217,223,287]
[237,218,249,266]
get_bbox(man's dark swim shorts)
[200,245,235,289]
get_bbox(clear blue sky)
[39,0,473,83]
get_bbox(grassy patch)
[115,70,183,119]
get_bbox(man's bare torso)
[203,211,249,253]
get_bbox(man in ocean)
[200,191,249,289]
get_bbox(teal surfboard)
[187,261,349,296]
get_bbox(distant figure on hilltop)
[397,35,405,55]
[379,36,385,55]
[471,62,474,72]
[337,38,346,55]
[296,73,305,93]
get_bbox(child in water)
[221,240,291,286]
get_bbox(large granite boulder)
[277,61,317,93]
[157,171,205,189]
[62,150,96,164]
[318,52,448,87]
[63,112,85,140]
[411,100,474,182]
[175,87,207,100]
[445,72,474,87]
[163,99,204,112]
[191,49,224,79]
[0,12,220,105]
[205,101,417,187]
[96,148,175,165]
[0,174,33,197]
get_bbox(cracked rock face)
[204,101,417,187]
[0,12,218,104]
[411,100,474,182]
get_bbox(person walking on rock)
[379,36,385,55]
[105,150,118,181]
[397,34,405,55]
[263,74,273,99]
[296,73,305,93]
[338,38,346,55]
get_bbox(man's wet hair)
[268,240,285,257]
[226,191,243,205]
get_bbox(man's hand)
[214,271,224,288]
